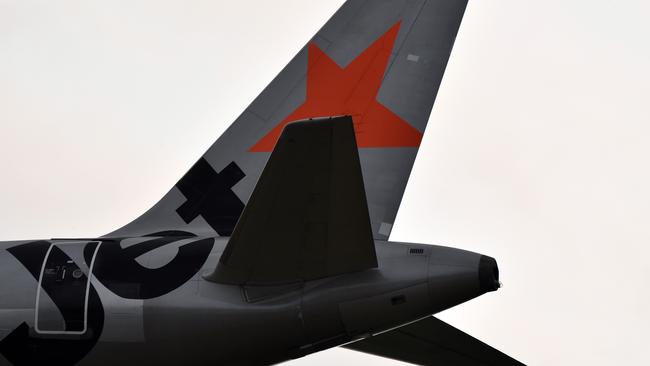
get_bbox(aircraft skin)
[0,1,523,365]
[0,238,498,365]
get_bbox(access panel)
[35,241,101,335]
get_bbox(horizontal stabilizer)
[344,316,525,366]
[206,116,377,285]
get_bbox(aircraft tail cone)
[479,255,500,293]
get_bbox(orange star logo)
[250,21,423,152]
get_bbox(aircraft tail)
[108,0,469,239]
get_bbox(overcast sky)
[2,1,650,365]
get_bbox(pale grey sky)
[1,1,650,365]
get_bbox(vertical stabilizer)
[109,0,469,239]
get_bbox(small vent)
[409,248,424,255]
[391,295,406,306]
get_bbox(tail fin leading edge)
[109,0,469,239]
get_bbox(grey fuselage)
[0,238,498,366]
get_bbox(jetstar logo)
[250,21,423,152]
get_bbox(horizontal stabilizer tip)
[206,116,377,285]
